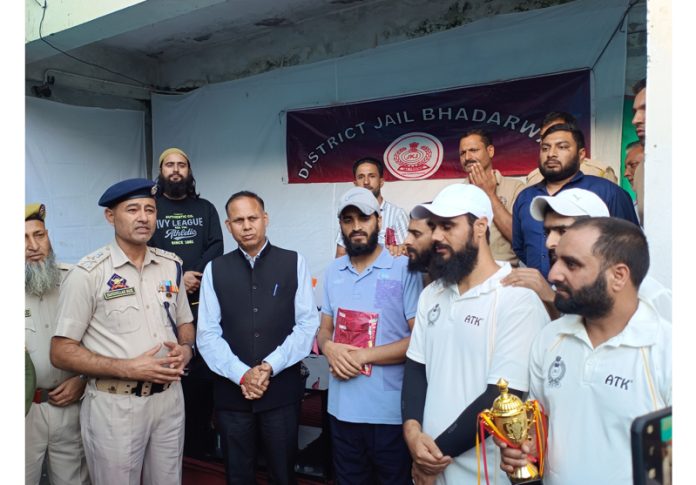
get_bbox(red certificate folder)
[334,307,379,376]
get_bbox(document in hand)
[334,308,379,376]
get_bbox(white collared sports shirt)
[638,275,672,322]
[529,301,672,485]
[407,263,550,484]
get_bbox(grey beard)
[25,251,61,297]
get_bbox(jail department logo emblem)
[383,132,443,181]
[548,356,566,388]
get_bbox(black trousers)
[182,303,217,459]
[182,355,216,458]
[329,416,412,485]
[216,401,301,485]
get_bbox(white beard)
[25,251,61,297]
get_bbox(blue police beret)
[98,178,158,208]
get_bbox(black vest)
[210,243,303,412]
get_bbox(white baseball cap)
[337,187,380,217]
[411,184,493,225]
[530,188,610,221]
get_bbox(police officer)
[25,203,90,485]
[50,179,195,485]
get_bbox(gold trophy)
[478,378,546,484]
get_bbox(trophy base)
[508,463,541,484]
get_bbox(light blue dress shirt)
[322,249,423,424]
[196,240,319,385]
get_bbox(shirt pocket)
[25,314,38,353]
[104,298,141,334]
[373,278,403,310]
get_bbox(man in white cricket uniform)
[401,184,549,484]
[497,217,671,485]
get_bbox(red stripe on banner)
[285,70,591,183]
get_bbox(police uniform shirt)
[55,242,193,359]
[633,158,645,223]
[25,263,76,388]
[465,170,524,265]
[529,302,671,485]
[406,263,550,484]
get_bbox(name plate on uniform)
[104,287,136,300]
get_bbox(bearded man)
[401,184,549,484]
[25,203,90,485]
[334,157,409,258]
[149,147,224,458]
[512,124,638,278]
[404,214,434,285]
[496,218,671,485]
[317,187,423,484]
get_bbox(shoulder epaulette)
[149,247,183,264]
[57,262,74,272]
[76,246,111,272]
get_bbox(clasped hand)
[323,341,368,380]
[241,362,272,400]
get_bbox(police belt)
[33,387,54,404]
[94,378,171,397]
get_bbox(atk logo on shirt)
[604,374,633,390]
[463,314,483,326]
[548,355,566,387]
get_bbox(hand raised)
[468,163,497,197]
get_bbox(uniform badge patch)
[107,274,128,290]
[427,303,441,326]
[548,355,566,388]
[104,273,136,300]
[158,280,179,298]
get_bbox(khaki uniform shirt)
[525,158,618,186]
[633,159,644,224]
[466,170,524,265]
[55,242,193,360]
[25,263,76,389]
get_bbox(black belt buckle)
[132,381,166,397]
[132,381,145,397]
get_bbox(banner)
[286,70,591,184]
